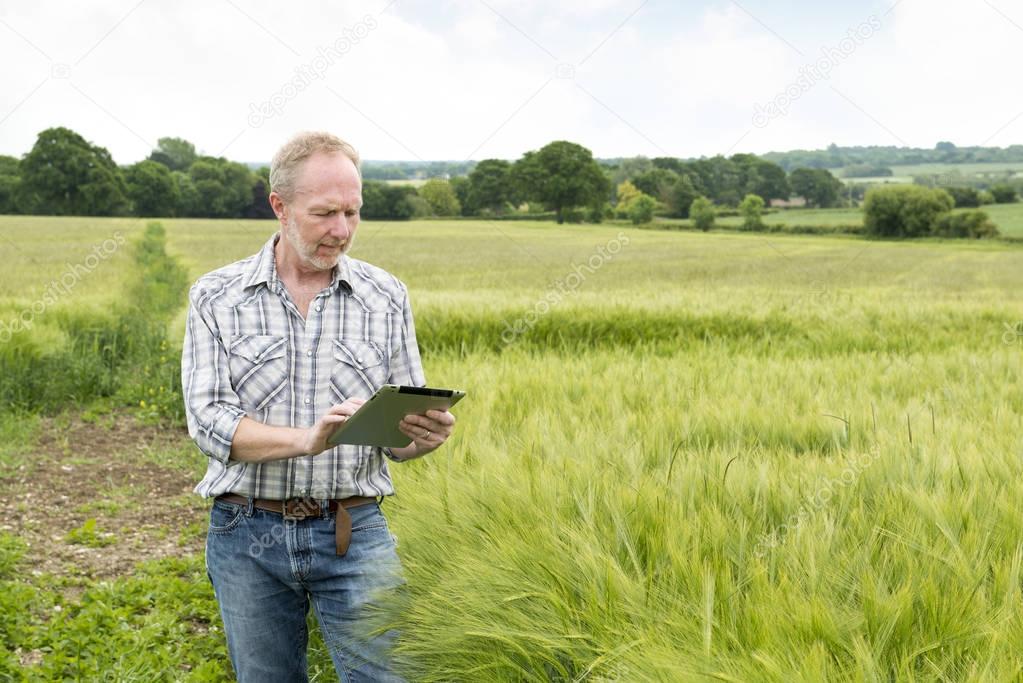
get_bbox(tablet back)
[326,384,465,447]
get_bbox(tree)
[188,156,254,218]
[19,127,128,215]
[628,194,657,225]
[734,155,790,204]
[0,155,20,214]
[125,160,179,217]
[990,184,1018,203]
[632,168,678,199]
[148,137,197,172]
[405,194,433,218]
[464,159,514,215]
[863,185,954,237]
[361,181,417,220]
[686,156,743,206]
[651,157,686,174]
[171,171,201,217]
[511,141,610,224]
[448,176,471,215]
[739,193,765,231]
[667,174,699,218]
[943,186,981,208]
[418,178,461,216]
[690,196,715,232]
[609,156,653,188]
[933,210,999,238]
[788,168,844,208]
[843,164,893,178]
[614,180,643,218]
[244,171,276,219]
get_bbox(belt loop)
[245,496,254,516]
[319,497,330,519]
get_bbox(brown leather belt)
[215,493,377,557]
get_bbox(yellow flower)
[140,399,147,408]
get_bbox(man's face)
[275,151,362,272]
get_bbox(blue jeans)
[205,497,406,682]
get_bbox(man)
[182,131,455,682]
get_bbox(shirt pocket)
[228,334,290,411]
[328,339,390,402]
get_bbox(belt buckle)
[282,497,319,521]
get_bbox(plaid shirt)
[182,232,426,500]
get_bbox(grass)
[654,204,1023,239]
[719,208,864,230]
[388,346,1023,680]
[976,202,1023,238]
[887,162,1023,178]
[0,411,39,480]
[2,216,1023,679]
[0,215,143,314]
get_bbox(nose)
[326,215,351,241]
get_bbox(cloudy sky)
[1,0,1022,164]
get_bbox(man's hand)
[301,398,366,456]
[391,409,456,460]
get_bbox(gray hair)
[270,131,361,201]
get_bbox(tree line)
[418,149,847,223]
[762,141,1023,172]
[0,128,275,219]
[0,126,855,221]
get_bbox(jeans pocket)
[209,500,245,534]
[350,503,387,533]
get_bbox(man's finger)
[401,417,449,437]
[327,398,366,414]
[424,409,455,425]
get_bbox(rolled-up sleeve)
[181,283,246,466]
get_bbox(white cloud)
[0,0,1021,165]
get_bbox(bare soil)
[0,412,207,587]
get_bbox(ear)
[268,191,288,224]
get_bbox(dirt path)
[0,412,208,586]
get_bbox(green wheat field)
[1,215,1023,681]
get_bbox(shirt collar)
[243,232,353,294]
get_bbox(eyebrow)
[309,202,363,211]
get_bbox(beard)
[283,216,352,271]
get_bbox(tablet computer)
[326,384,466,447]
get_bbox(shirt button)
[315,305,322,312]
[307,349,313,356]
[304,397,311,405]
[356,357,363,364]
